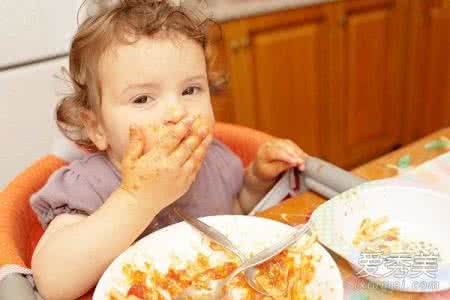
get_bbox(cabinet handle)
[240,37,250,48]
[230,38,250,52]
[339,15,348,27]
[230,40,241,52]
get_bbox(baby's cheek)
[201,114,215,133]
[201,117,215,136]
[107,129,131,163]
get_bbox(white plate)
[94,215,343,299]
[311,182,450,292]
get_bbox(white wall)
[0,1,82,188]
[0,58,69,188]
[0,0,81,67]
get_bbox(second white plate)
[311,182,450,292]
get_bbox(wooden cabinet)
[404,0,450,142]
[217,0,449,168]
[329,0,408,167]
[221,5,332,157]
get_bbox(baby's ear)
[80,110,108,151]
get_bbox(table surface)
[256,127,450,300]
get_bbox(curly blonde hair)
[57,0,223,150]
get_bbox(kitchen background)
[1,0,449,188]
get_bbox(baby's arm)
[32,189,158,300]
[32,115,212,300]
[233,161,276,214]
[236,139,307,214]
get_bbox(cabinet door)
[330,0,408,168]
[404,0,450,141]
[222,6,332,157]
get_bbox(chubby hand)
[119,112,212,211]
[252,138,308,183]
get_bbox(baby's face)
[97,33,214,167]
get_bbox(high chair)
[0,122,364,300]
[0,123,273,300]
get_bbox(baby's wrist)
[246,163,277,192]
[117,182,142,203]
[115,186,175,216]
[114,187,157,213]
[116,185,139,201]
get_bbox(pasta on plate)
[108,234,320,300]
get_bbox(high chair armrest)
[304,157,367,193]
[248,157,368,215]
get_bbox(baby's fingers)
[184,135,212,177]
[265,144,299,166]
[172,126,209,166]
[122,126,145,169]
[285,140,308,160]
[192,135,212,165]
[159,115,196,154]
[284,140,308,170]
[268,161,292,176]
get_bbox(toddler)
[30,1,307,299]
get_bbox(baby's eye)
[132,95,154,105]
[182,86,201,96]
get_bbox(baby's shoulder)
[207,139,243,170]
[202,140,244,193]
[68,152,119,178]
[30,153,120,228]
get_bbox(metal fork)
[173,208,313,299]
[173,208,269,296]
[210,221,313,298]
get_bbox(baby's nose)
[163,105,188,123]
